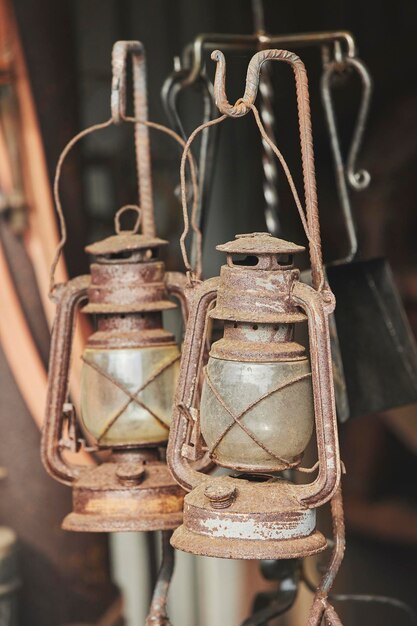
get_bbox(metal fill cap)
[216,232,305,255]
[85,204,167,256]
[85,233,167,256]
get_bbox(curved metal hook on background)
[161,66,218,268]
[344,56,373,190]
[321,62,358,262]
[320,54,372,261]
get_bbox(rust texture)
[167,48,343,565]
[42,206,188,532]
[211,48,324,290]
[111,42,154,236]
[168,232,340,558]
[63,451,184,533]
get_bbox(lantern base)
[171,476,327,560]
[62,457,184,533]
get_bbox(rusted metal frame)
[41,275,90,485]
[292,281,340,507]
[167,277,219,491]
[307,486,345,626]
[145,531,175,626]
[111,41,155,236]
[182,31,357,85]
[324,603,344,625]
[165,271,189,322]
[209,48,340,503]
[211,49,324,290]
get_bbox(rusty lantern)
[167,48,341,560]
[40,38,205,535]
[42,206,188,532]
[167,233,340,559]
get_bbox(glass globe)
[80,344,180,447]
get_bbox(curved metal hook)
[161,66,218,268]
[321,62,358,262]
[111,40,147,122]
[111,40,155,236]
[211,48,323,290]
[344,56,373,190]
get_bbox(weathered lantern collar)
[209,231,307,324]
[82,206,176,315]
[85,232,168,259]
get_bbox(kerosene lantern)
[42,206,188,532]
[168,232,340,558]
[166,47,341,559]
[40,38,198,534]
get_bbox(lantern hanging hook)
[111,40,154,236]
[114,205,142,235]
[209,48,325,291]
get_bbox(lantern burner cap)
[85,204,168,258]
[217,232,305,256]
[85,233,168,257]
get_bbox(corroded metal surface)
[42,208,188,532]
[63,452,184,533]
[216,232,305,255]
[83,261,177,315]
[172,475,327,559]
[211,49,324,290]
[209,234,307,324]
[167,47,342,563]
[111,42,155,236]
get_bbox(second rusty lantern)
[42,207,187,532]
[167,48,341,559]
[40,39,198,533]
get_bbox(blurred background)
[0,0,417,624]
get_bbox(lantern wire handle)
[114,205,142,234]
[179,113,325,289]
[49,117,199,298]
[49,41,201,298]
[212,49,326,291]
[179,49,327,290]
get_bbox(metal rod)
[111,41,155,236]
[211,48,324,289]
[252,0,281,236]
[307,486,345,625]
[183,31,357,85]
[145,531,175,626]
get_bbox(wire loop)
[114,205,142,234]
